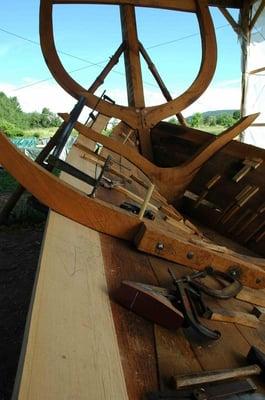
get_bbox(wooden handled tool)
[172,364,261,389]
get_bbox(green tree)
[190,112,203,127]
[217,113,235,127]
[168,117,178,125]
[205,115,217,126]
[233,110,240,120]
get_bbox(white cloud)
[0,79,242,120]
[0,81,75,113]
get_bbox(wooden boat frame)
[1,131,265,289]
[40,0,217,129]
[59,112,259,203]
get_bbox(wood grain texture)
[0,132,141,241]
[54,0,243,8]
[40,0,217,129]
[61,113,259,203]
[237,287,265,308]
[135,222,265,289]
[100,235,159,399]
[210,309,260,328]
[13,129,129,398]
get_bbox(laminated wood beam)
[54,0,244,9]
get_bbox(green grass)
[22,127,58,138]
[197,124,225,135]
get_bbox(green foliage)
[204,115,217,126]
[168,117,178,125]
[190,112,203,127]
[0,118,24,137]
[216,113,235,127]
[233,110,240,120]
[0,91,61,137]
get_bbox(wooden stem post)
[120,5,153,161]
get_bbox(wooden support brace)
[218,7,241,34]
[134,222,265,289]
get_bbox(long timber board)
[12,117,129,399]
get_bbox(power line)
[146,23,229,50]
[0,26,109,67]
[0,22,230,93]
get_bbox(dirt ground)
[0,194,45,399]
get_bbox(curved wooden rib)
[1,131,265,289]
[0,133,140,241]
[53,0,197,12]
[60,112,259,203]
[40,0,216,129]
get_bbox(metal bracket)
[47,154,112,197]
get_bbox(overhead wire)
[0,22,230,93]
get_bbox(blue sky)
[0,1,242,115]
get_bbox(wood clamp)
[116,267,241,341]
[46,154,112,197]
[182,266,242,300]
[232,158,263,183]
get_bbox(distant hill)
[186,109,239,122]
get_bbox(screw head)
[156,242,164,251]
[187,251,194,260]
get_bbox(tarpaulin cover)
[242,0,265,148]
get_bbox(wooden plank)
[100,235,159,399]
[210,309,260,328]
[237,287,265,307]
[14,132,129,398]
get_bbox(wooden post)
[120,5,153,160]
